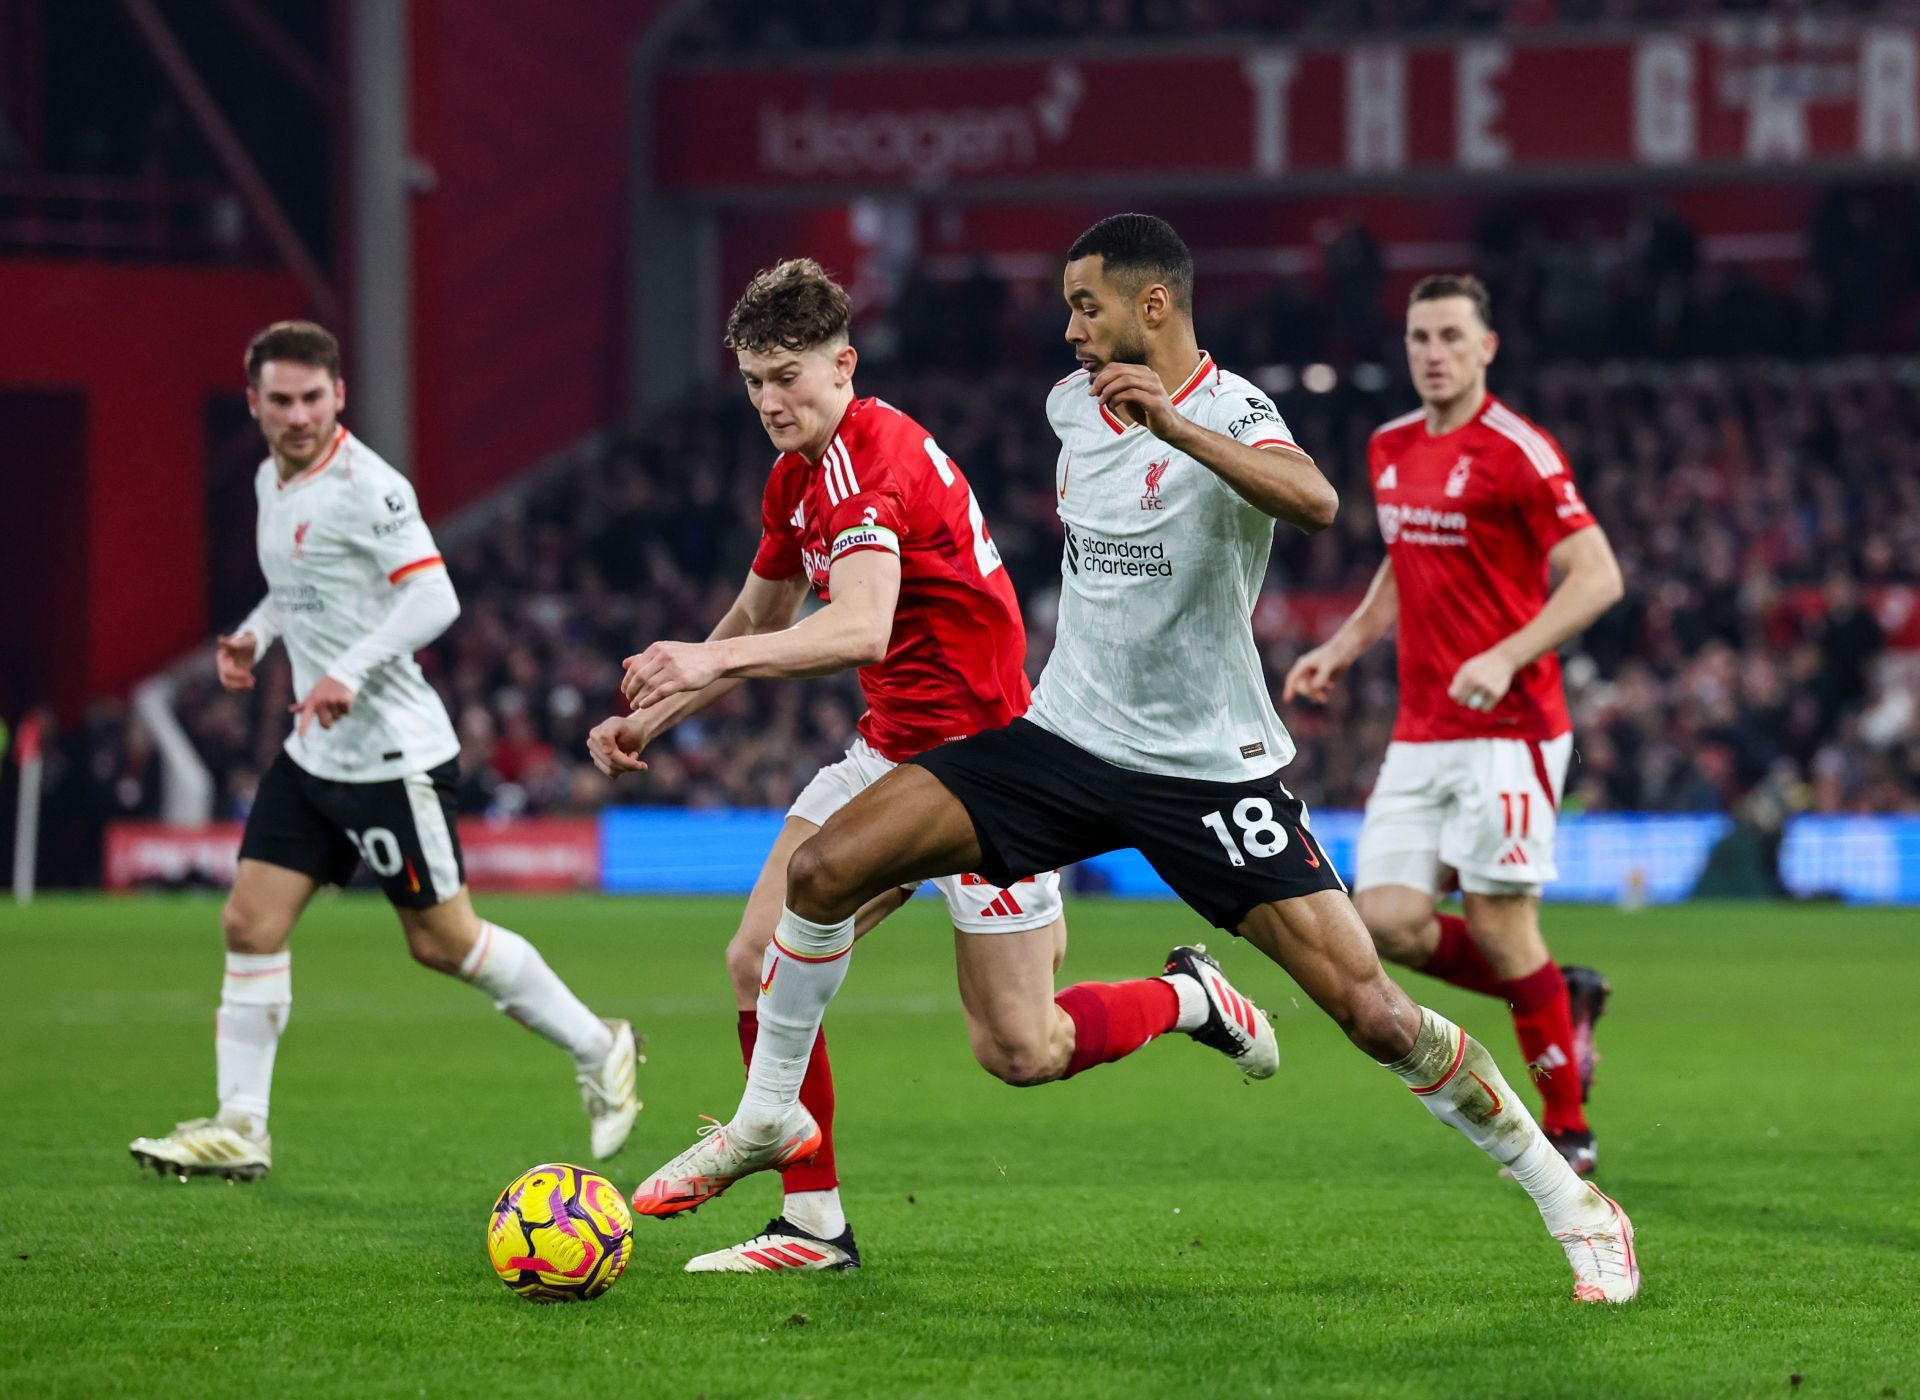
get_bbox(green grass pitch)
[3,894,1916,1398]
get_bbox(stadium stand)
[37,191,1914,896]
[668,0,1913,58]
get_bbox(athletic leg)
[632,765,997,1217]
[954,919,1076,1084]
[1352,743,1503,996]
[1236,892,1635,1302]
[1464,890,1588,1139]
[723,814,913,1247]
[215,858,313,1132]
[1357,882,1504,996]
[128,859,314,1179]
[400,887,615,1066]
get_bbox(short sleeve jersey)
[1368,395,1598,743]
[750,396,1031,762]
[253,427,461,782]
[1027,353,1302,781]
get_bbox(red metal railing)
[0,171,272,260]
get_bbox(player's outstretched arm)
[596,571,810,776]
[1447,525,1623,712]
[625,552,898,717]
[291,566,460,735]
[1283,559,1399,704]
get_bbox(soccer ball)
[486,1163,633,1302]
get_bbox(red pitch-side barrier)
[103,820,600,893]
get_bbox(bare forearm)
[1327,560,1399,662]
[713,603,887,680]
[629,604,761,738]
[1165,419,1338,531]
[1495,565,1621,670]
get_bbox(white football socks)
[216,951,291,1134]
[1386,1006,1593,1231]
[1161,972,1209,1033]
[736,905,855,1143]
[458,921,614,1069]
[783,1188,848,1241]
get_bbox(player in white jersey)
[129,321,637,1182]
[633,218,1638,1304]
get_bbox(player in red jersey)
[588,259,1266,1272]
[1285,275,1624,1174]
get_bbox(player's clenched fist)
[1089,363,1179,439]
[587,714,651,777]
[621,640,726,711]
[1447,648,1516,713]
[1282,643,1351,705]
[215,632,259,692]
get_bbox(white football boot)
[1163,944,1280,1079]
[129,1117,272,1182]
[631,1106,822,1218]
[1554,1185,1641,1304]
[684,1217,861,1273]
[578,1017,641,1160]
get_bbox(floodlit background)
[4,2,1918,902]
[4,5,1919,1397]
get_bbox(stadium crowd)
[669,0,1907,57]
[26,196,1920,886]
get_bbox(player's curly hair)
[725,259,853,354]
[1410,274,1493,329]
[1067,213,1194,312]
[245,320,341,384]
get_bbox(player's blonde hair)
[724,259,852,355]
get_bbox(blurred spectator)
[669,0,1912,57]
[143,347,1919,832]
[42,197,1920,880]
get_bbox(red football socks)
[737,1009,839,1191]
[1501,961,1588,1135]
[1418,912,1506,997]
[1055,979,1180,1079]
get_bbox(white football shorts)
[1353,733,1573,897]
[789,736,1064,934]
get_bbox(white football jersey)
[251,427,460,783]
[1026,355,1300,782]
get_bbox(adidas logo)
[1531,1044,1571,1071]
[977,890,1026,918]
[1210,974,1258,1037]
[789,501,806,529]
[1497,843,1530,867]
[1378,464,1398,490]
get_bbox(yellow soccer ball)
[486,1163,633,1302]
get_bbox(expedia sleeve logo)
[1225,397,1280,440]
[828,523,900,561]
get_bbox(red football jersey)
[1368,395,1598,743]
[751,396,1031,762]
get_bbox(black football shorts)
[910,719,1344,932]
[238,750,465,909]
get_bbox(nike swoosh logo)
[1297,828,1319,868]
[760,958,778,996]
[1469,1071,1503,1115]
